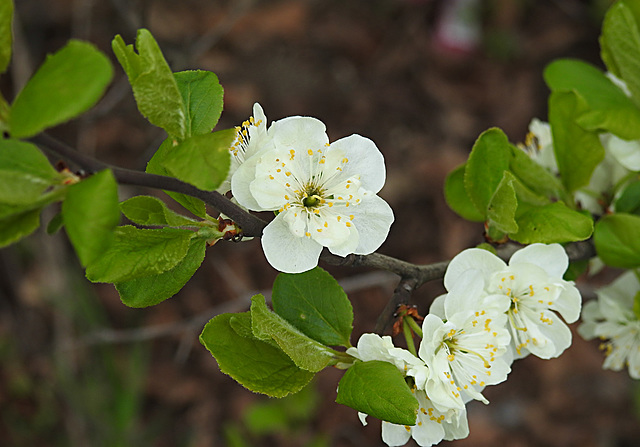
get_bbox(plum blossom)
[348,334,468,446]
[444,244,581,360]
[218,103,273,194]
[359,388,469,447]
[578,270,640,379]
[518,118,557,173]
[231,115,394,273]
[418,269,512,411]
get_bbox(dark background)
[1,0,639,446]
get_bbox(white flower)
[349,334,468,446]
[359,388,469,447]
[346,333,426,375]
[445,244,581,360]
[218,103,272,194]
[578,271,640,379]
[231,115,394,273]
[519,118,558,173]
[575,133,634,215]
[418,270,512,411]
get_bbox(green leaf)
[548,91,605,193]
[0,139,63,204]
[486,171,518,234]
[594,213,640,268]
[174,70,224,137]
[10,40,113,139]
[464,128,512,217]
[509,144,566,201]
[161,129,234,191]
[85,225,193,283]
[544,59,640,140]
[272,267,353,347]
[0,207,41,248]
[115,238,206,307]
[600,1,640,107]
[336,360,418,426]
[0,0,13,74]
[112,30,186,140]
[511,201,593,244]
[614,180,640,215]
[443,163,485,222]
[120,195,199,227]
[200,312,314,398]
[146,139,207,217]
[62,169,120,267]
[46,211,64,234]
[250,295,335,373]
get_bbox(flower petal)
[270,116,329,150]
[607,134,640,171]
[345,194,394,255]
[231,153,265,211]
[381,421,412,447]
[444,248,506,292]
[261,212,323,273]
[509,243,568,279]
[329,134,387,193]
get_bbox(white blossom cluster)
[521,74,640,216]
[222,103,394,274]
[347,244,582,446]
[579,270,640,379]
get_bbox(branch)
[30,133,268,237]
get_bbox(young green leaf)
[10,40,113,139]
[146,139,207,217]
[614,180,640,215]
[160,129,234,191]
[272,267,353,347]
[200,312,315,398]
[511,201,593,244]
[112,29,186,140]
[486,171,518,234]
[594,213,640,268]
[0,0,13,74]
[85,225,193,283]
[509,144,566,201]
[174,70,224,137]
[464,128,512,217]
[0,207,41,248]
[0,139,64,204]
[336,360,418,426]
[544,59,640,140]
[120,195,199,227]
[600,1,640,107]
[548,91,605,193]
[62,169,120,267]
[443,163,485,222]
[250,295,335,373]
[115,239,206,307]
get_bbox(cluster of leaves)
[445,0,640,270]
[200,267,419,426]
[0,8,236,308]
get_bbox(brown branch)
[30,133,268,237]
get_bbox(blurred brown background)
[1,0,639,446]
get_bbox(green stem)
[406,316,423,338]
[403,319,417,357]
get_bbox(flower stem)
[403,319,417,357]
[406,316,423,338]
